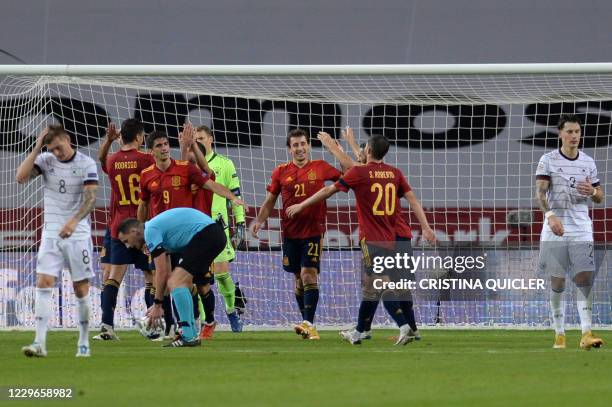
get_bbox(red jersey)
[395,209,413,239]
[103,148,154,238]
[267,160,341,239]
[192,171,215,216]
[335,162,411,245]
[140,159,210,218]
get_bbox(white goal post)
[0,64,610,329]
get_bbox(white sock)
[76,296,90,347]
[576,287,593,334]
[550,289,565,335]
[34,288,53,349]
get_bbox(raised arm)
[252,192,279,237]
[403,190,437,244]
[285,184,339,218]
[536,178,564,236]
[341,127,362,162]
[59,184,98,239]
[318,131,355,171]
[98,123,120,171]
[15,128,46,184]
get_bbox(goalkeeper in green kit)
[195,125,247,336]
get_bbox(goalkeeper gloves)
[232,222,246,250]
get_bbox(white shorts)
[36,237,95,282]
[538,229,595,279]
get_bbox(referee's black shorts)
[175,223,226,280]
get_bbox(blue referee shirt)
[144,207,214,254]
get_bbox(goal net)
[0,64,610,329]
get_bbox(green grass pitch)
[0,330,610,407]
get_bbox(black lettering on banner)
[134,93,188,147]
[260,99,342,147]
[522,101,612,148]
[0,97,110,152]
[363,102,506,149]
[186,95,264,147]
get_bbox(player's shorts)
[174,223,226,281]
[37,237,95,282]
[100,228,111,264]
[538,229,595,279]
[360,239,395,276]
[282,235,323,274]
[109,237,150,271]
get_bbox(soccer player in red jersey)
[95,119,155,340]
[287,134,436,345]
[253,129,341,340]
[318,128,423,341]
[138,129,243,339]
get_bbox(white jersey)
[536,149,599,235]
[34,151,99,239]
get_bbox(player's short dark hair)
[557,114,582,130]
[43,124,70,145]
[117,218,142,235]
[146,130,168,150]
[286,129,309,147]
[196,125,212,137]
[368,134,390,160]
[121,119,144,144]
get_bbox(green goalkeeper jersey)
[206,151,245,223]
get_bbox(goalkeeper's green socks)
[215,272,236,314]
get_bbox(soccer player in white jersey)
[16,125,98,357]
[535,114,604,350]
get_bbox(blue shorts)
[100,228,111,264]
[282,235,323,274]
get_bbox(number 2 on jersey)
[371,183,396,216]
[114,174,141,205]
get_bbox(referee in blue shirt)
[118,207,241,347]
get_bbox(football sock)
[303,283,319,324]
[295,288,305,320]
[400,300,417,331]
[34,288,53,349]
[202,290,215,324]
[550,288,565,334]
[215,272,236,314]
[76,296,90,347]
[190,285,200,320]
[576,285,593,334]
[170,287,197,340]
[162,295,175,333]
[101,279,120,327]
[356,300,379,333]
[363,300,380,332]
[383,299,407,328]
[144,283,154,308]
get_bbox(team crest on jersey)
[172,176,181,187]
[307,170,317,181]
[283,256,289,266]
